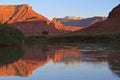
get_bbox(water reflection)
[0,47,24,66]
[108,51,120,77]
[0,44,119,79]
[0,47,25,76]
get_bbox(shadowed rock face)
[0,4,81,36]
[72,4,120,35]
[108,4,120,19]
[57,16,106,27]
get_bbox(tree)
[0,24,25,46]
[42,31,49,36]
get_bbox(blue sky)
[0,0,120,19]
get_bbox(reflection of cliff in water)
[0,46,51,77]
[0,45,119,77]
[0,47,24,66]
[0,47,25,76]
[53,49,108,64]
[108,51,120,77]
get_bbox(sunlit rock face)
[49,17,82,32]
[0,4,81,36]
[0,4,48,23]
[49,18,64,30]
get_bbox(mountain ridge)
[72,4,120,35]
[57,16,106,27]
[0,4,81,36]
[0,4,48,23]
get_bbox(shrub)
[0,24,25,46]
[42,31,49,36]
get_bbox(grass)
[25,33,120,44]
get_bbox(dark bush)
[0,24,25,46]
[42,31,49,36]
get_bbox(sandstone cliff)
[0,4,81,36]
[0,4,48,23]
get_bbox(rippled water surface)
[0,43,119,80]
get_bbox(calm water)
[0,43,120,80]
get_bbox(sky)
[0,0,120,19]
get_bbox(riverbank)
[25,33,120,44]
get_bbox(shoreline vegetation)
[0,4,120,47]
[0,24,25,47]
[0,24,119,47]
[25,33,120,44]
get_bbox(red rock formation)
[108,4,120,19]
[49,17,82,31]
[0,4,82,36]
[64,26,83,31]
[72,4,120,35]
[0,4,48,23]
[51,18,64,30]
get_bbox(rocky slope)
[108,4,120,19]
[0,4,48,23]
[57,16,106,27]
[72,4,120,35]
[0,4,81,36]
